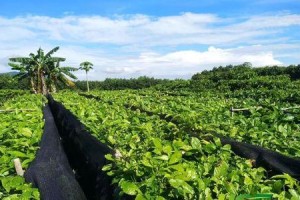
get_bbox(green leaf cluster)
[0,93,43,199]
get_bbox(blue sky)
[1,0,299,17]
[0,0,300,80]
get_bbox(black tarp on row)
[25,105,87,200]
[47,95,118,200]
[219,136,300,180]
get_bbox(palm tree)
[79,61,93,92]
[9,46,76,94]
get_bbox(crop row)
[0,93,44,199]
[88,90,300,158]
[54,91,300,199]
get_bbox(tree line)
[191,62,300,81]
[75,76,171,91]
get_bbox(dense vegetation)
[75,76,172,91]
[189,63,300,93]
[0,74,30,90]
[0,91,44,199]
[191,63,300,81]
[52,90,300,199]
[69,63,300,91]
[2,63,300,92]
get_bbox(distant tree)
[242,62,252,68]
[79,61,93,92]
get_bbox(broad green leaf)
[289,189,300,199]
[120,181,139,195]
[108,135,116,145]
[169,151,182,165]
[244,175,253,185]
[105,154,114,161]
[169,179,194,194]
[218,193,226,200]
[156,155,169,161]
[153,138,163,154]
[186,168,197,180]
[141,159,152,168]
[21,128,32,137]
[162,145,172,155]
[191,137,201,149]
[135,194,146,200]
[7,151,27,158]
[214,161,228,178]
[102,164,112,171]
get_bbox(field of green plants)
[53,89,300,199]
[0,90,44,199]
[1,83,300,199]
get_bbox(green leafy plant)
[54,91,300,199]
[0,92,44,199]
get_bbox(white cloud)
[231,14,300,30]
[101,46,281,76]
[1,12,299,45]
[0,44,285,79]
[0,12,299,79]
[0,27,35,41]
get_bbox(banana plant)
[9,46,76,94]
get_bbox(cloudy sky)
[0,0,300,80]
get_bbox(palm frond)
[37,48,44,60]
[62,71,78,80]
[80,61,94,67]
[9,57,31,63]
[57,74,76,87]
[8,62,23,70]
[45,46,60,58]
[50,57,66,62]
[61,66,78,71]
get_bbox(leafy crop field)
[89,90,300,158]
[0,91,44,199]
[0,87,300,199]
[53,90,300,199]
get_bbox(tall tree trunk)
[86,71,90,92]
[41,72,47,95]
[37,68,41,94]
[30,77,37,94]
